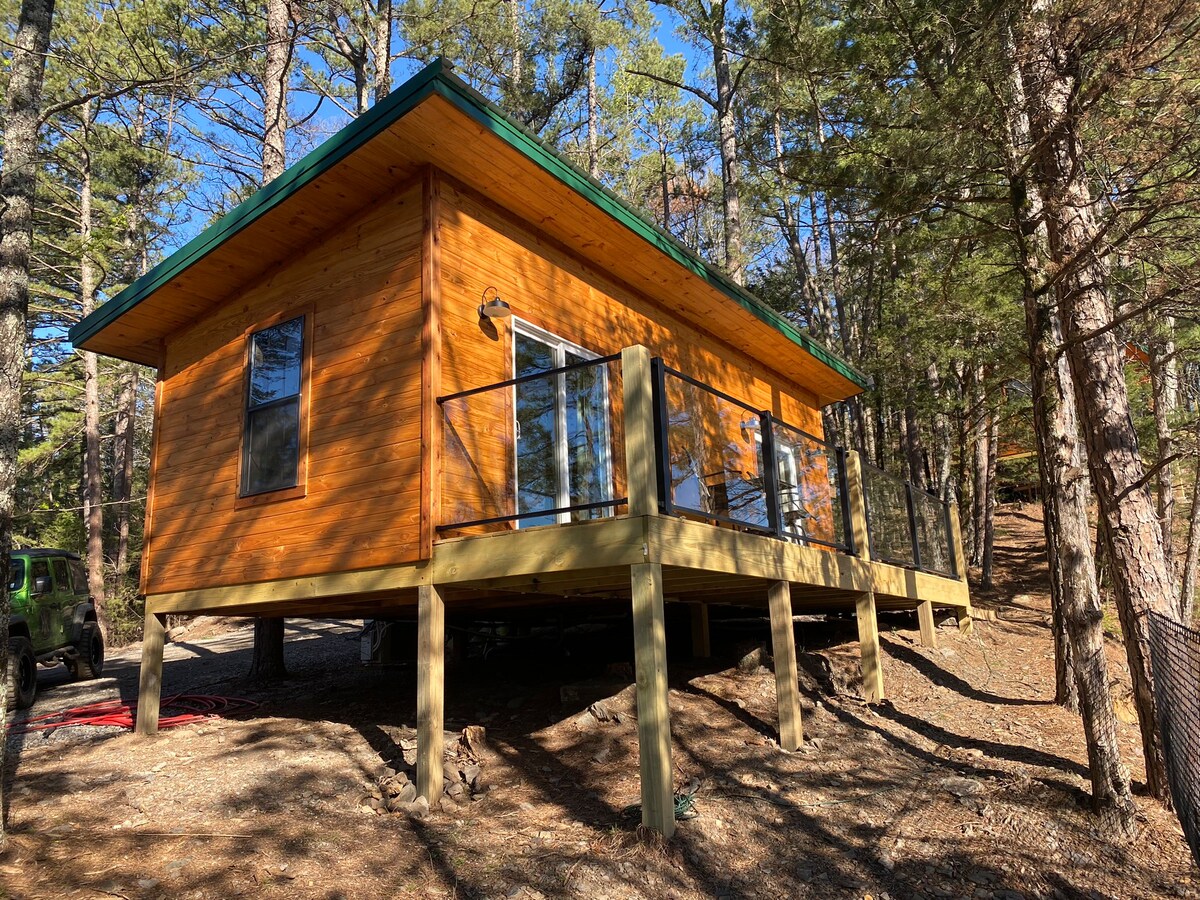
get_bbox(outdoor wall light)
[479,286,512,320]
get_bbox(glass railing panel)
[769,419,849,551]
[861,464,917,567]
[911,488,956,577]
[438,355,625,534]
[658,368,771,533]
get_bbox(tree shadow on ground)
[880,635,1048,707]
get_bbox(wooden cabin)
[70,59,972,836]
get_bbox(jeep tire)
[7,635,37,710]
[67,622,104,680]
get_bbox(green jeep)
[6,549,105,709]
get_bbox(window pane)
[249,317,303,408]
[31,560,49,594]
[69,559,87,593]
[8,559,24,592]
[53,559,70,592]
[244,398,300,494]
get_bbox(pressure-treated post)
[417,583,446,804]
[844,451,885,702]
[621,345,659,517]
[917,601,938,648]
[135,609,167,736]
[948,505,974,635]
[631,562,674,837]
[767,581,803,750]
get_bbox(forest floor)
[1,504,1197,900]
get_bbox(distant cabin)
[71,59,971,836]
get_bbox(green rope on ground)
[622,790,699,822]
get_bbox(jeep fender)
[66,602,97,644]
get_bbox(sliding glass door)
[513,323,612,527]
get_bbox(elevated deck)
[135,345,972,838]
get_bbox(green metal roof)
[69,58,867,391]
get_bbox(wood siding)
[435,176,826,536]
[145,181,426,594]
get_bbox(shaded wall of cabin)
[435,175,829,537]
[145,180,426,595]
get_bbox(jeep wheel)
[6,636,37,710]
[67,623,104,680]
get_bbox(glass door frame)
[510,319,614,526]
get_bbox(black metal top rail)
[437,352,622,405]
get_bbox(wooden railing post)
[621,345,659,517]
[844,450,871,562]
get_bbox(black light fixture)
[478,286,512,320]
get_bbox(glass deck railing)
[434,347,958,580]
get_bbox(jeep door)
[51,558,76,645]
[27,559,61,652]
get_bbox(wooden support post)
[844,451,872,563]
[631,562,674,837]
[417,583,446,804]
[767,581,803,750]
[917,600,938,648]
[135,610,166,736]
[689,603,711,659]
[622,345,658,518]
[947,505,975,635]
[855,591,885,702]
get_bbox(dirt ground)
[1,505,1197,899]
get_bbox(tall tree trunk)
[253,0,293,679]
[586,46,599,179]
[1023,34,1174,806]
[112,366,138,580]
[927,362,952,501]
[372,0,391,104]
[263,0,290,182]
[1147,315,1178,578]
[1004,14,1132,828]
[1179,426,1200,622]
[712,3,743,285]
[981,409,999,588]
[80,122,107,630]
[971,368,988,564]
[0,0,56,849]
[1018,1,1165,809]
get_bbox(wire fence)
[1147,611,1200,867]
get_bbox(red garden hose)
[6,694,258,734]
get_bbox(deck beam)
[630,562,674,837]
[767,581,803,750]
[417,583,446,804]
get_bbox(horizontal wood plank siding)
[146,181,426,594]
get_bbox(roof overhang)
[69,59,867,403]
